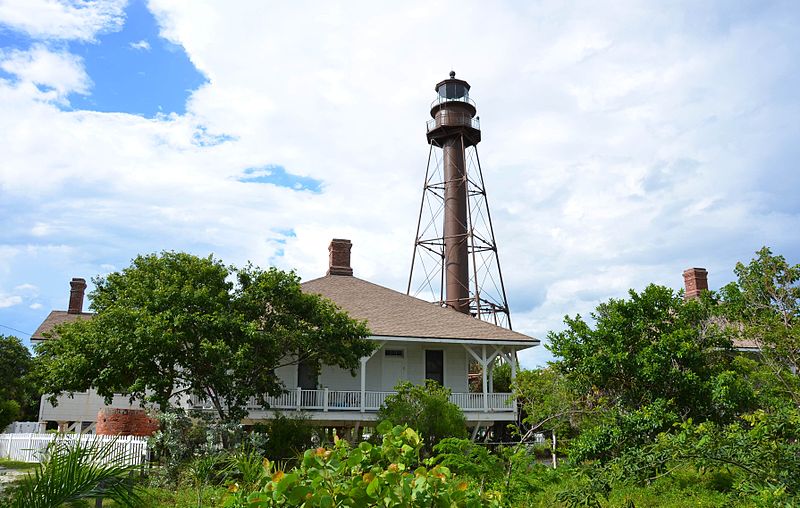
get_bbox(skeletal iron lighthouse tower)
[407,72,512,329]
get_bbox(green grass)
[101,486,229,508]
[0,459,38,470]
[519,466,748,508]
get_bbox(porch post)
[510,349,518,413]
[360,356,368,413]
[324,387,329,412]
[482,345,488,412]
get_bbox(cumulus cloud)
[0,0,126,41]
[1,0,799,364]
[0,294,22,308]
[0,44,91,99]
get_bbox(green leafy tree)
[548,284,736,421]
[490,359,512,393]
[34,251,375,424]
[513,367,578,440]
[717,247,800,405]
[378,380,467,451]
[0,334,39,428]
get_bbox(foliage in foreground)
[224,422,498,507]
[1,438,146,508]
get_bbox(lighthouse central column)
[443,136,470,314]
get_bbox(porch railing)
[190,389,513,413]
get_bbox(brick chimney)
[682,268,708,300]
[327,239,353,276]
[68,277,87,314]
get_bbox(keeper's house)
[212,239,539,430]
[32,239,539,433]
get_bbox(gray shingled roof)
[301,275,538,344]
[31,311,93,341]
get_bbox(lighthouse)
[408,72,511,328]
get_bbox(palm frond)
[7,437,147,508]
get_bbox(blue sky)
[1,0,799,368]
[0,0,204,115]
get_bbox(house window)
[384,349,404,358]
[425,350,444,385]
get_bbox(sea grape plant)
[224,421,500,507]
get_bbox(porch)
[192,389,513,415]
[239,388,514,413]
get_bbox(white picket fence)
[0,433,149,466]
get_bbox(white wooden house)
[226,239,539,431]
[32,240,538,433]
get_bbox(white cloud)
[14,283,38,293]
[0,0,126,41]
[129,39,150,51]
[29,303,43,309]
[1,1,799,366]
[0,295,22,308]
[0,44,90,99]
[31,222,52,236]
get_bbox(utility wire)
[0,323,33,336]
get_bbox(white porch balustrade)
[215,389,514,413]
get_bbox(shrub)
[377,380,467,452]
[432,438,500,482]
[260,413,314,461]
[223,421,500,507]
[148,410,210,485]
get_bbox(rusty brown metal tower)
[407,72,512,329]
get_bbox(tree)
[377,380,467,451]
[717,247,800,405]
[513,367,578,440]
[548,284,736,421]
[34,251,375,423]
[0,334,38,428]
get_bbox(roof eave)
[371,334,539,348]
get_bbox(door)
[425,350,444,386]
[382,349,407,390]
[297,358,318,390]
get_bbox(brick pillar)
[683,268,708,300]
[96,409,159,437]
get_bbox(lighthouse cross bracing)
[407,72,512,329]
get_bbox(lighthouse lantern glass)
[438,82,469,100]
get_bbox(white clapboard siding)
[0,433,148,465]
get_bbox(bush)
[377,380,467,452]
[148,410,210,485]
[432,438,501,482]
[259,413,314,461]
[223,421,500,507]
[567,399,678,464]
